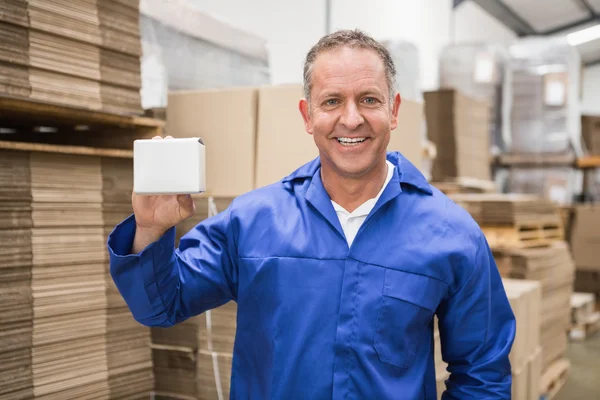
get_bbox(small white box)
[133,137,206,194]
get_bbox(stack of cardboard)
[101,157,154,399]
[0,150,33,400]
[494,243,574,374]
[450,193,562,249]
[98,0,142,115]
[0,0,28,26]
[502,279,543,400]
[0,21,30,97]
[151,302,237,399]
[0,1,142,115]
[29,152,110,398]
[424,89,491,182]
[582,115,600,155]
[569,205,600,301]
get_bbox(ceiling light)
[566,24,600,46]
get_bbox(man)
[109,30,515,399]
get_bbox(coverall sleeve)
[107,207,238,328]
[437,232,516,399]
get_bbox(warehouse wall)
[186,0,518,91]
[330,0,451,90]
[582,65,600,115]
[452,1,517,45]
[187,0,326,84]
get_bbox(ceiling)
[456,0,600,66]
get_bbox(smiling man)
[108,30,515,399]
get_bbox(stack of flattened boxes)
[450,193,573,399]
[101,157,154,399]
[424,89,491,184]
[0,0,142,114]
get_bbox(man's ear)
[390,92,401,131]
[299,98,313,135]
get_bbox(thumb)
[177,194,196,219]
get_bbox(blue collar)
[282,151,433,195]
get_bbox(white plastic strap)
[205,196,223,400]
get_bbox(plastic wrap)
[439,43,508,153]
[505,37,582,155]
[139,0,270,109]
[498,167,583,205]
[382,40,422,102]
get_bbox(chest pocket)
[374,268,447,369]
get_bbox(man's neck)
[322,159,388,213]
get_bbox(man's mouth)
[336,137,367,146]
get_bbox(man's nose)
[339,102,364,130]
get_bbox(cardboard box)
[504,278,542,370]
[390,99,424,168]
[166,87,258,197]
[505,283,528,371]
[570,205,600,270]
[512,362,529,400]
[424,89,491,182]
[528,347,542,400]
[255,85,319,188]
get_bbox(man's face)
[299,46,401,179]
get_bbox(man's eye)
[364,97,377,104]
[325,99,338,106]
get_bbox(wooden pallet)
[540,359,570,400]
[482,221,564,249]
[569,312,600,341]
[0,94,163,151]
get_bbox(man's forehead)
[313,47,385,74]
[311,47,386,92]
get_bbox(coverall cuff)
[107,214,176,261]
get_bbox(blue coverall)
[108,151,516,399]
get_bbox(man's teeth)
[337,137,366,145]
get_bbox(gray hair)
[302,29,397,104]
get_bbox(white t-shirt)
[331,160,395,247]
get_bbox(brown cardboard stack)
[0,150,34,400]
[0,0,28,27]
[569,205,600,271]
[503,279,543,400]
[29,152,110,398]
[167,85,425,194]
[569,205,600,298]
[0,21,30,97]
[0,1,142,115]
[25,0,103,109]
[151,302,237,399]
[424,89,491,182]
[449,193,562,249]
[582,115,600,155]
[101,157,154,399]
[98,0,142,115]
[494,243,575,372]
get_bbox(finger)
[165,135,174,139]
[152,135,162,140]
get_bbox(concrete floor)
[554,333,600,400]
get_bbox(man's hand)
[131,136,196,253]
